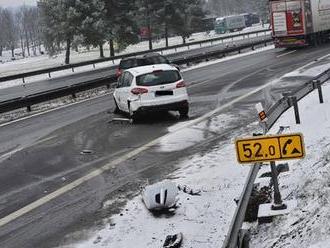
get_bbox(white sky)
[0,0,36,8]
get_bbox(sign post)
[270,161,286,210]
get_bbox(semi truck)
[241,13,260,27]
[215,15,246,34]
[270,0,330,48]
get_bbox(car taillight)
[176,81,186,88]
[116,69,122,77]
[131,87,148,95]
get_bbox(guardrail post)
[270,161,287,210]
[251,45,255,51]
[48,72,51,78]
[72,93,76,99]
[27,106,32,112]
[313,80,324,104]
[93,64,96,69]
[22,77,25,84]
[283,92,300,124]
[290,96,301,124]
[72,67,75,72]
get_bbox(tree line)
[0,0,268,65]
[0,6,41,59]
[0,0,206,64]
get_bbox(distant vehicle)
[241,13,260,27]
[116,53,172,78]
[215,15,246,34]
[270,0,330,48]
[113,64,189,121]
[202,16,217,32]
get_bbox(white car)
[113,64,189,121]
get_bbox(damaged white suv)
[113,64,189,121]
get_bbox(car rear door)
[120,72,134,112]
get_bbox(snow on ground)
[0,24,268,78]
[159,113,237,152]
[56,62,330,248]
[263,54,330,109]
[250,82,330,248]
[60,113,255,248]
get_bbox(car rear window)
[144,56,169,65]
[136,70,181,86]
[120,58,145,69]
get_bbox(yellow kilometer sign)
[235,133,305,164]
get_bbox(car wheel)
[113,97,120,114]
[179,106,189,119]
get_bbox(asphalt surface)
[1,43,330,248]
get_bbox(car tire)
[113,97,120,114]
[179,106,189,119]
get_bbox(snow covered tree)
[169,0,205,44]
[1,9,18,59]
[0,8,5,57]
[75,0,108,58]
[103,0,139,56]
[39,0,81,64]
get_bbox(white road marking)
[276,50,297,58]
[0,147,24,163]
[0,77,279,228]
[0,93,112,129]
[1,52,330,227]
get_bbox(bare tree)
[0,7,4,57]
[2,9,17,59]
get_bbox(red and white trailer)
[270,0,330,48]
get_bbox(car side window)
[122,72,133,87]
[127,73,134,87]
[117,74,124,88]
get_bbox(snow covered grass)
[0,24,269,78]
[250,82,330,248]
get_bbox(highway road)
[0,36,269,102]
[0,44,330,247]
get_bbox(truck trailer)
[215,15,246,34]
[270,0,330,48]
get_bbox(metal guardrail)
[0,29,270,83]
[222,68,330,248]
[0,37,272,114]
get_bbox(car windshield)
[136,70,181,86]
